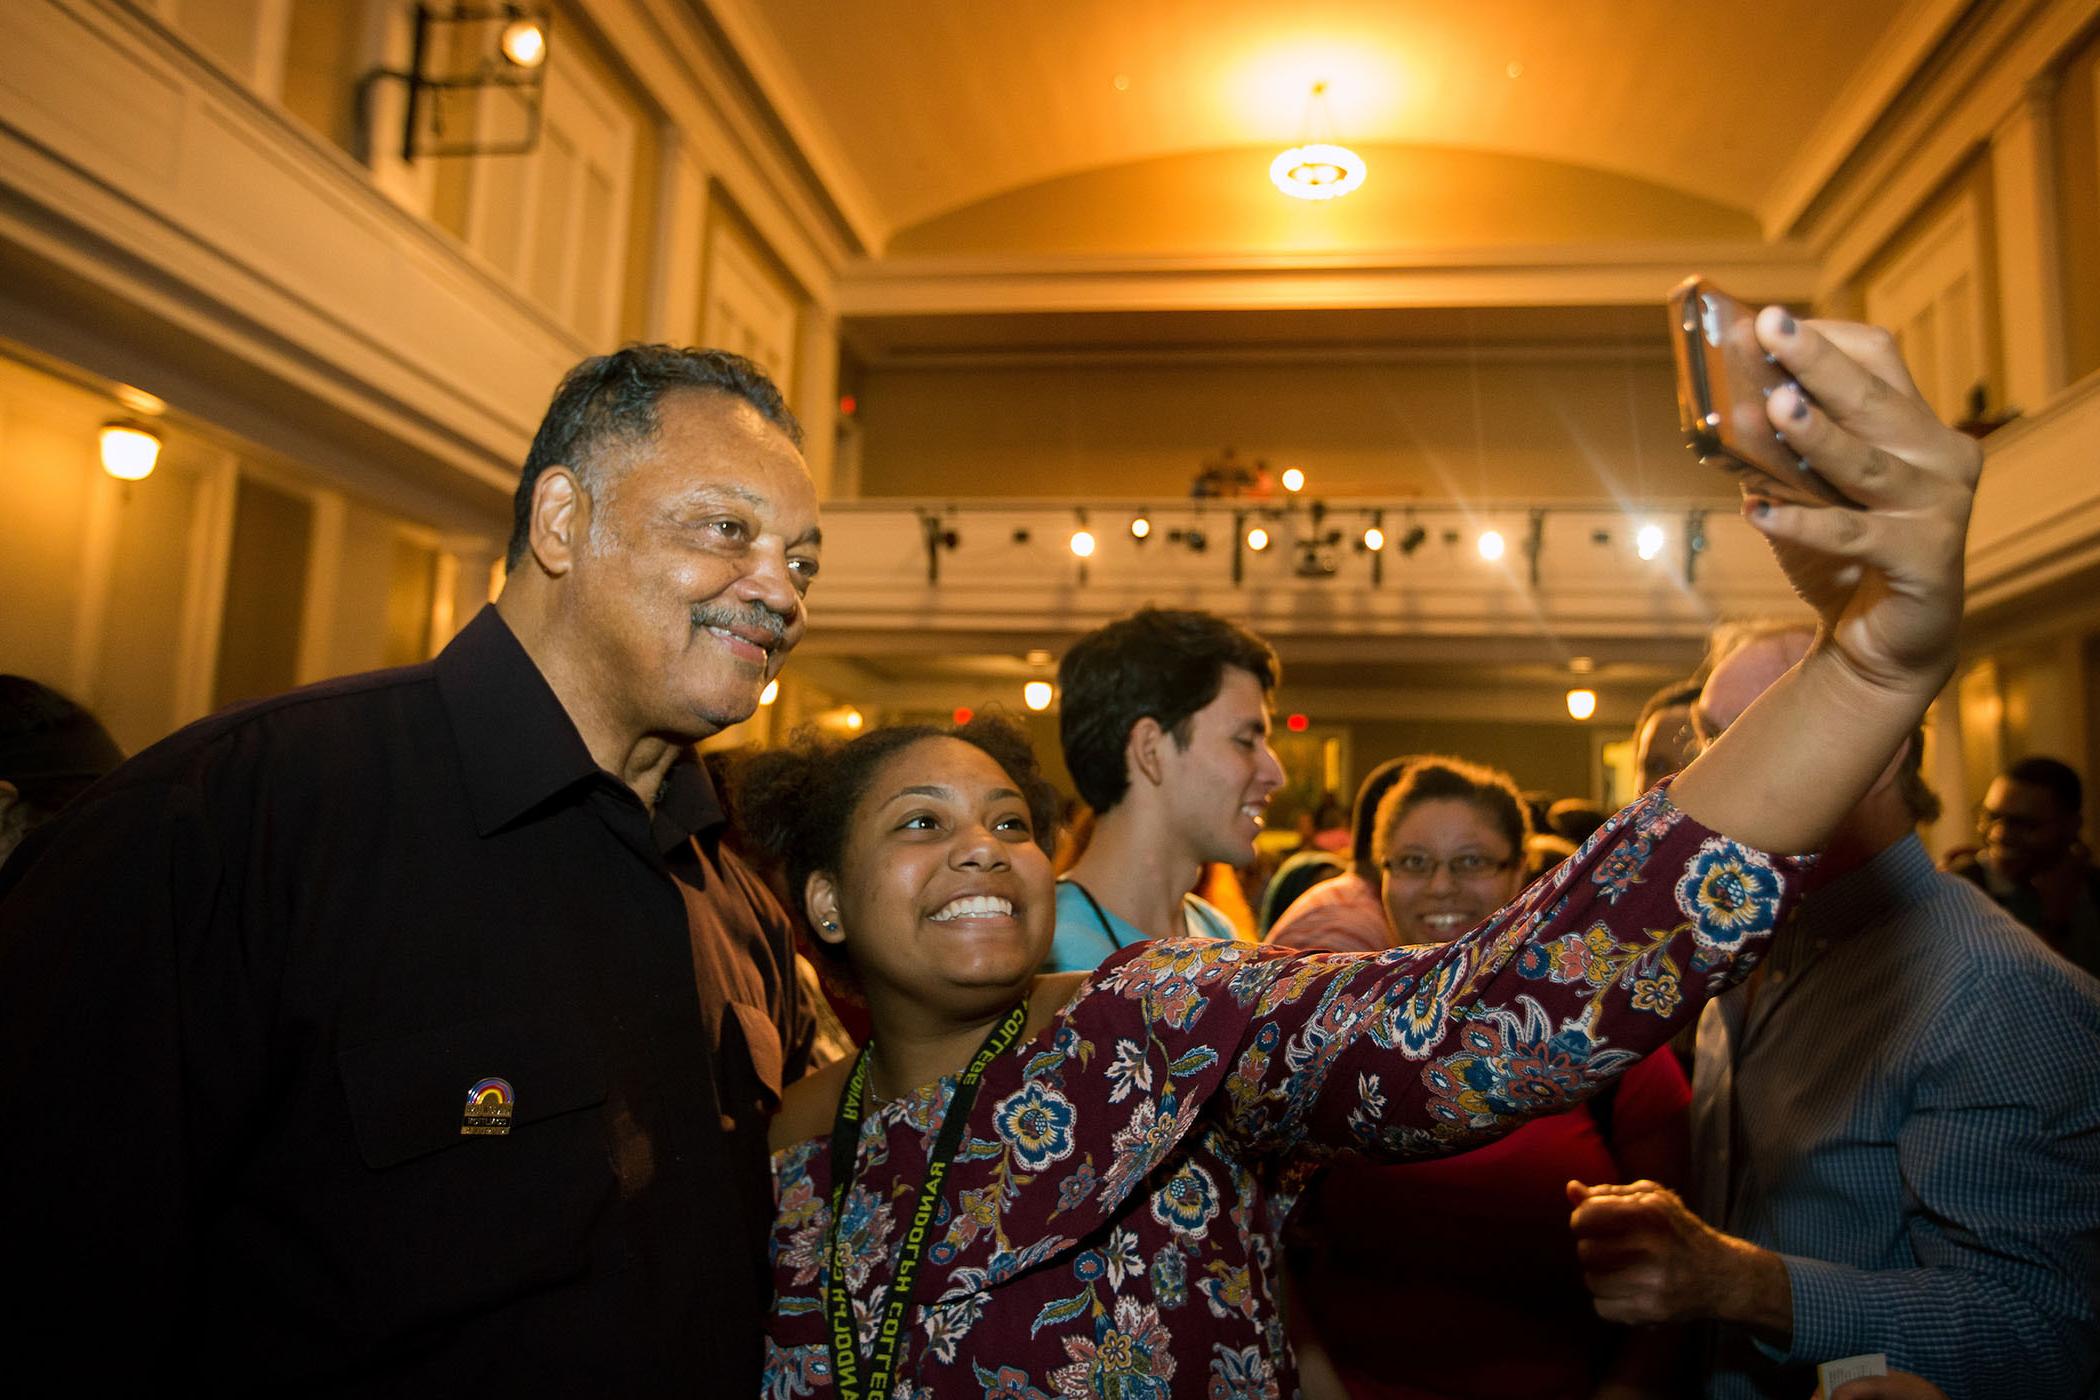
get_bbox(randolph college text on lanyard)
[824,999,1030,1400]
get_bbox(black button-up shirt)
[0,607,810,1393]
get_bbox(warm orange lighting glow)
[843,707,864,731]
[1477,529,1506,562]
[1566,688,1598,721]
[500,18,547,69]
[1362,526,1385,551]
[953,706,973,725]
[1246,526,1270,551]
[1270,143,1366,200]
[1069,529,1097,558]
[1023,681,1054,712]
[1286,712,1309,732]
[99,422,161,481]
[759,679,779,705]
[1280,467,1305,492]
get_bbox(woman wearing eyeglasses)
[1285,756,1691,1399]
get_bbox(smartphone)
[1668,277,1858,508]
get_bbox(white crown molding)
[836,241,1820,317]
[689,0,890,258]
[1758,0,1976,240]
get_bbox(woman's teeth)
[930,895,1015,922]
[1420,912,1471,933]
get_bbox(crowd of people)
[2,310,2096,1399]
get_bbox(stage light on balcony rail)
[1565,688,1598,721]
[1069,529,1096,558]
[1362,525,1385,552]
[99,421,161,481]
[1636,522,1665,561]
[1023,681,1054,712]
[1129,515,1151,540]
[1280,467,1305,493]
[1476,529,1506,562]
[758,679,779,706]
[1246,526,1270,552]
[953,706,974,725]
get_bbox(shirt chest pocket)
[333,1019,620,1337]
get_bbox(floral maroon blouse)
[763,787,1808,1399]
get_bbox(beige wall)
[2055,25,2100,385]
[0,348,490,757]
[854,355,1720,503]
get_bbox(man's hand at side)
[1567,1179,1794,1345]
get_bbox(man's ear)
[526,467,587,577]
[805,870,846,948]
[1127,716,1168,790]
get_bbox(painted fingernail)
[1777,312,1797,336]
[1789,385,1810,420]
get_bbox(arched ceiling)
[714,0,1922,255]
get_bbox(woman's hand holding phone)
[1665,304,1978,856]
[1741,307,1978,708]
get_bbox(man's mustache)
[689,602,791,645]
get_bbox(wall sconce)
[1022,681,1054,712]
[1129,513,1152,541]
[1565,688,1598,721]
[369,4,551,162]
[99,421,161,481]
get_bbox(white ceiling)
[717,0,1929,248]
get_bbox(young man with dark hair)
[0,345,821,1394]
[1948,754,2100,977]
[1048,607,1283,970]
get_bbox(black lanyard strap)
[824,999,1029,1400]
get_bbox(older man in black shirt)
[0,347,824,1393]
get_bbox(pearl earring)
[821,918,839,933]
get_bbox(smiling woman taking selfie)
[741,309,1980,1398]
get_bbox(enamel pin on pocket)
[462,1077,515,1136]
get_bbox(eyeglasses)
[1383,851,1516,881]
[1974,806,2052,838]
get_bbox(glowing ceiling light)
[1270,143,1367,201]
[1636,522,1666,561]
[1280,467,1305,493]
[1362,526,1385,552]
[1069,529,1096,558]
[1129,515,1151,540]
[1565,688,1598,721]
[1022,681,1054,712]
[99,421,161,481]
[1476,529,1506,562]
[758,679,779,706]
[1246,526,1270,551]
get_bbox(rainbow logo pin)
[461,1076,514,1136]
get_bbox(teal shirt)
[1045,879,1234,973]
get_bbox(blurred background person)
[1632,680,1704,793]
[1946,756,2099,978]
[1263,756,1413,950]
[1571,624,2100,1398]
[1285,755,1690,1398]
[0,676,123,874]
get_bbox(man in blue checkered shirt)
[1569,624,2100,1397]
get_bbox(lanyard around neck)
[824,999,1029,1400]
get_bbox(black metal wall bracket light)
[366,4,551,162]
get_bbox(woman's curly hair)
[730,715,1062,960]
